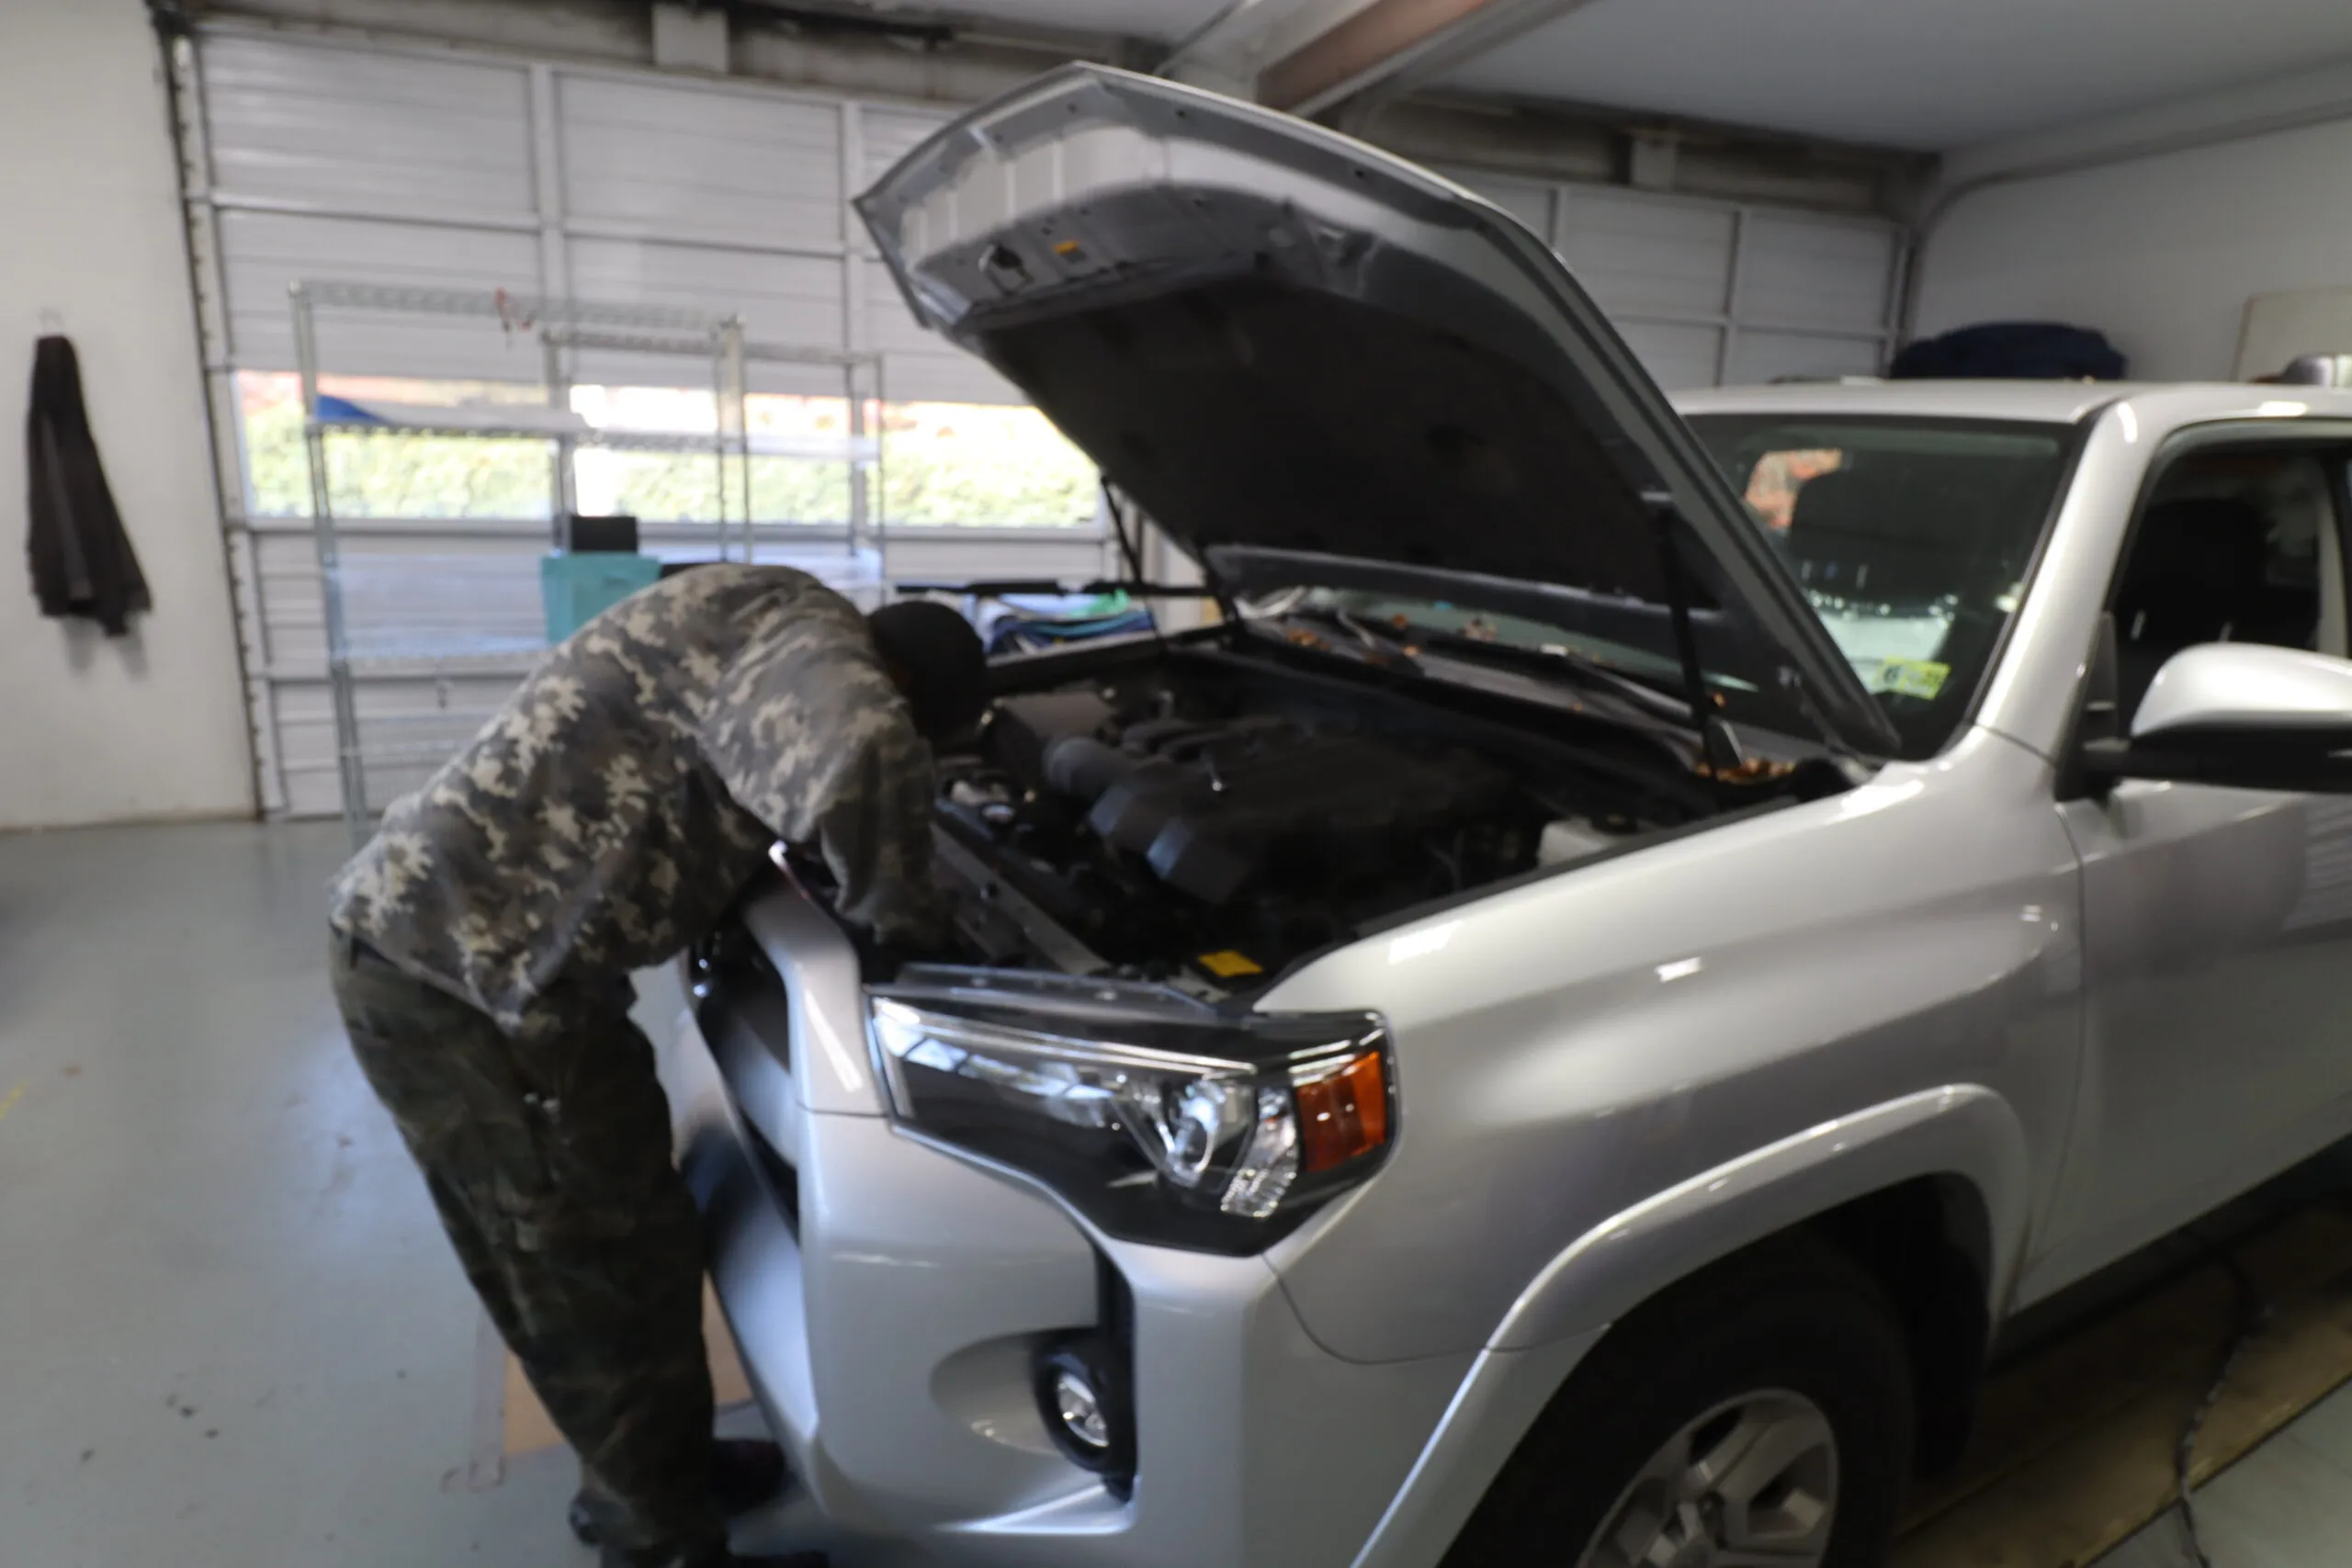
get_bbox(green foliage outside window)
[573,451,854,526]
[876,402,1098,527]
[243,393,552,520]
[241,377,1100,528]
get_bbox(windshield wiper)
[1331,608,1430,672]
[894,576,1216,598]
[1274,605,1703,743]
[1313,593,1693,723]
[1428,624,1696,723]
[1273,605,1430,674]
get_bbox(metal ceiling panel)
[1434,0,2352,151]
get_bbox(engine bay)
[919,646,1721,995]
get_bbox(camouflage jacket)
[328,565,944,1032]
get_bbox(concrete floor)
[2098,1382,2352,1568]
[0,819,837,1568]
[3,818,2348,1568]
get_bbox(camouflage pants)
[329,931,720,1563]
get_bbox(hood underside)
[984,260,1670,602]
[857,65,1896,755]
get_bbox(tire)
[1443,1234,1915,1568]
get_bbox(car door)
[2049,439,2352,1279]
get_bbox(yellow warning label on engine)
[1877,658,1951,700]
[1197,950,1264,978]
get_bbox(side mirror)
[2082,643,2352,792]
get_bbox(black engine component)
[1043,717,1514,905]
[990,691,1118,786]
[936,669,1602,982]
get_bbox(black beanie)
[866,599,987,740]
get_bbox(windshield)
[1686,414,2075,758]
[1227,413,2074,761]
[1238,565,1813,748]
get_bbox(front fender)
[1347,1084,2029,1568]
[1494,1081,2030,1348]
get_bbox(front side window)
[1689,414,2075,759]
[2109,446,2346,720]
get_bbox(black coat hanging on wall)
[25,334,152,637]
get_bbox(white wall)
[1915,65,2352,381]
[0,2,254,829]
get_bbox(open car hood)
[856,65,1895,756]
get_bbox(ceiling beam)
[1168,0,1600,118]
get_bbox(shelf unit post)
[543,328,577,543]
[289,284,883,840]
[719,317,750,562]
[289,280,371,842]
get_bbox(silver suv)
[671,64,2352,1568]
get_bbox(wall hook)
[38,307,64,334]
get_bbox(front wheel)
[1446,1235,1916,1568]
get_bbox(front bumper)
[669,889,1474,1568]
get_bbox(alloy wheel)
[1575,1389,1839,1568]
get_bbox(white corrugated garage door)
[1441,169,1903,390]
[184,27,1114,818]
[181,26,1902,818]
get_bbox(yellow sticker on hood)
[1197,949,1264,978]
[1878,658,1950,700]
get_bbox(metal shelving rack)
[288,281,886,841]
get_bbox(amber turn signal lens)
[1295,1052,1390,1174]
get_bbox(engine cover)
[1044,717,1512,905]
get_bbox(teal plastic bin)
[541,552,662,644]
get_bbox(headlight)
[869,968,1393,1253]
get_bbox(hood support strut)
[1103,477,1149,587]
[1648,494,1745,793]
[1105,479,1239,630]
